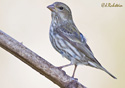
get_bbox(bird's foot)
[57,66,63,70]
[71,77,78,81]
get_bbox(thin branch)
[0,30,86,88]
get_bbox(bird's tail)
[88,61,117,79]
[101,66,117,79]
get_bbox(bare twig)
[0,30,86,88]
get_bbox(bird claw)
[57,67,63,70]
[71,77,78,81]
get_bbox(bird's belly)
[49,31,87,65]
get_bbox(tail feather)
[88,61,117,79]
[101,67,117,79]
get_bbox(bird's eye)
[59,7,64,10]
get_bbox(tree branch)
[0,30,86,88]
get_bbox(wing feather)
[55,25,101,66]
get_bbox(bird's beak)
[47,4,55,12]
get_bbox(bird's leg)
[57,63,72,69]
[72,65,77,78]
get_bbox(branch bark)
[0,30,86,88]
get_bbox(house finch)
[47,2,116,79]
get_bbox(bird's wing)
[56,25,101,65]
[59,24,86,43]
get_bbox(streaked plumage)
[47,2,116,79]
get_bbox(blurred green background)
[0,0,125,88]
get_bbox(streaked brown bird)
[47,2,116,79]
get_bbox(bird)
[47,2,116,79]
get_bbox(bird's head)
[47,2,73,22]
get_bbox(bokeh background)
[0,0,125,88]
